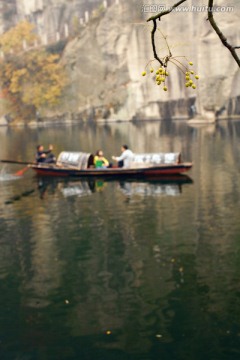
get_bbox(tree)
[146,0,240,69]
[0,21,67,121]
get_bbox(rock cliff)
[60,0,240,121]
[0,0,240,121]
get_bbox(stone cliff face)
[0,0,105,36]
[0,0,240,121]
[60,0,240,121]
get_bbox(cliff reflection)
[1,120,240,359]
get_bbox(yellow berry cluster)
[141,60,200,91]
[142,66,169,91]
[185,62,199,89]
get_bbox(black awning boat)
[28,151,193,178]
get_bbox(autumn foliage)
[0,21,67,121]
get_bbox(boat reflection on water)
[119,181,180,197]
[60,181,93,198]
[118,175,193,197]
[37,175,193,199]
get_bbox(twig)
[207,0,240,67]
[151,19,164,66]
[147,0,187,66]
[147,0,187,22]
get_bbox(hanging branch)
[146,0,239,67]
[207,0,240,67]
[147,0,187,66]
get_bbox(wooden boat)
[28,151,193,178]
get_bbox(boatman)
[35,144,56,163]
[112,144,134,168]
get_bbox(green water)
[0,121,240,360]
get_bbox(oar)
[0,160,36,165]
[15,166,30,176]
[0,159,36,176]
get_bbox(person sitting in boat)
[94,150,109,168]
[35,144,56,164]
[112,144,134,168]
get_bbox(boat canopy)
[131,153,181,168]
[56,151,181,170]
[56,152,94,170]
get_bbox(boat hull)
[30,163,193,178]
